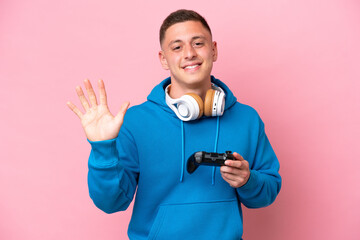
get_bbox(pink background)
[1,0,359,239]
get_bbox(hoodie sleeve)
[236,118,282,209]
[87,124,139,214]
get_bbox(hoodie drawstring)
[212,116,220,185]
[180,116,221,184]
[180,120,185,182]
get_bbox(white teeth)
[185,64,199,69]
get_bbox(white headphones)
[165,84,226,121]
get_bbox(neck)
[168,78,212,101]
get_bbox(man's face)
[159,21,218,89]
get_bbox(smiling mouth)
[183,63,201,71]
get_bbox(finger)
[233,152,244,161]
[75,86,90,111]
[221,170,249,188]
[224,160,243,169]
[98,79,107,106]
[220,165,242,175]
[221,172,241,187]
[221,171,238,182]
[115,101,130,125]
[66,101,83,119]
[84,79,98,107]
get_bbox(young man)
[67,9,281,240]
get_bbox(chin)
[190,74,211,85]
[171,70,211,88]
[181,76,208,88]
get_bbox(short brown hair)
[159,9,212,46]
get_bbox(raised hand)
[67,79,130,141]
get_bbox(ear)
[158,50,169,70]
[212,41,218,62]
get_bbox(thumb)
[115,101,130,125]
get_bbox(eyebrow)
[168,35,206,48]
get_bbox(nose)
[184,44,197,60]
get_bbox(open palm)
[67,79,129,141]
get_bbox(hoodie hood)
[147,75,238,117]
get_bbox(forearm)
[236,117,282,208]
[87,138,137,213]
[236,169,281,208]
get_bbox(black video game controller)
[187,151,235,174]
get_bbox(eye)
[172,46,181,51]
[194,42,204,47]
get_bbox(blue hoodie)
[87,76,281,240]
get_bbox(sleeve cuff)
[237,170,259,192]
[87,138,119,167]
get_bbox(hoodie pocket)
[148,199,242,240]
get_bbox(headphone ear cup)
[186,93,204,118]
[204,89,215,116]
